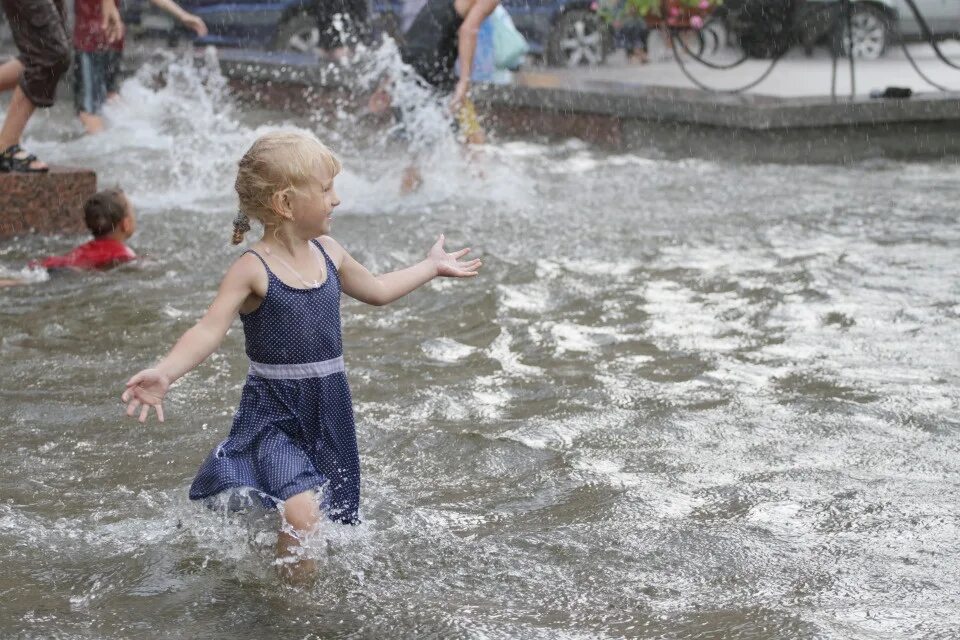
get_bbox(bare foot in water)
[79,111,105,135]
[275,548,318,587]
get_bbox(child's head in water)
[232,131,342,245]
[85,189,135,241]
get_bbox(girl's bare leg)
[276,489,322,583]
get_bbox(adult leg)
[0,87,40,164]
[276,489,322,583]
[0,58,25,92]
[622,21,649,63]
[0,0,71,169]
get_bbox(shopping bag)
[492,6,529,69]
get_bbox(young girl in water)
[121,130,481,578]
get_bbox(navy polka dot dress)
[189,240,360,525]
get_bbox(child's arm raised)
[121,254,263,423]
[323,234,481,307]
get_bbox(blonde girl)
[121,130,481,577]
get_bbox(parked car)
[805,0,960,59]
[123,0,611,67]
[501,0,612,66]
[723,0,960,60]
[121,0,402,50]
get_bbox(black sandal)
[0,144,49,173]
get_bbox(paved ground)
[3,29,959,102]
[525,33,960,98]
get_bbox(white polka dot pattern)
[189,240,361,525]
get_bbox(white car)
[807,0,960,59]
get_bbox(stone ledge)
[0,168,96,238]
[199,49,960,131]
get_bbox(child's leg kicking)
[276,489,321,582]
[74,51,108,134]
[104,50,122,104]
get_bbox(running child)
[73,0,207,134]
[120,130,481,579]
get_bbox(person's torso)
[401,0,465,83]
[240,241,344,365]
[40,237,135,270]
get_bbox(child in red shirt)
[40,189,137,270]
[0,189,137,287]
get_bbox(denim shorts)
[73,50,122,114]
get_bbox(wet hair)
[84,189,130,237]
[232,131,342,245]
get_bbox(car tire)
[831,4,890,60]
[546,10,609,67]
[273,12,321,53]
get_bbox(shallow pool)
[1,54,958,639]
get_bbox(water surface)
[1,55,958,639]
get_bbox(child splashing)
[121,131,481,580]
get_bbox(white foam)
[420,337,476,362]
[496,282,552,314]
[0,264,49,284]
[547,321,618,354]
[486,326,541,377]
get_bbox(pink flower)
[699,0,710,9]
[669,5,681,16]
[690,15,704,28]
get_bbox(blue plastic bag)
[491,6,529,70]
[469,17,496,82]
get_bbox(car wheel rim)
[843,13,884,59]
[559,18,602,66]
[288,27,320,52]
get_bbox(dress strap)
[243,248,269,270]
[311,239,339,275]
[243,249,277,282]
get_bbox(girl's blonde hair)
[232,131,342,244]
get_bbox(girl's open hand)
[429,234,482,278]
[122,368,170,423]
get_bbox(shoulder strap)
[243,249,273,277]
[310,239,338,273]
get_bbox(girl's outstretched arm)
[121,254,264,423]
[322,234,482,306]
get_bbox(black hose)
[671,18,752,70]
[898,28,955,91]
[901,0,960,70]
[667,27,784,94]
[666,0,959,97]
